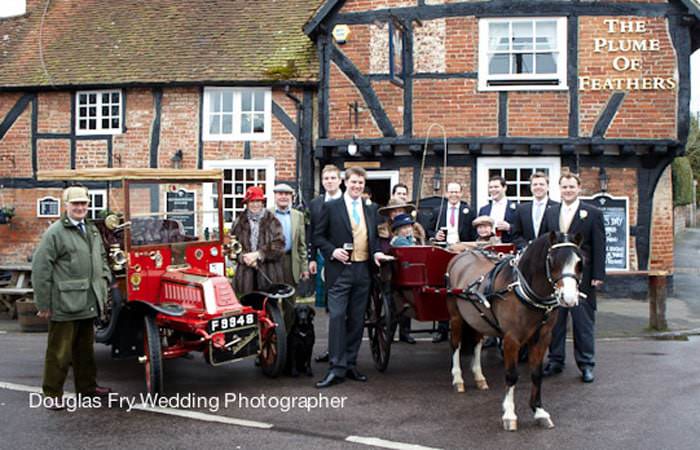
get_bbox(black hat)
[391,213,414,231]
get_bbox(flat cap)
[273,183,294,193]
[63,186,90,203]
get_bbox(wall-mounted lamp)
[347,136,358,157]
[433,166,442,192]
[171,149,183,169]
[598,166,609,193]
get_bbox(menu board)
[166,188,196,237]
[581,194,629,271]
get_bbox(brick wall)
[0,97,32,178]
[37,92,71,134]
[418,166,472,205]
[508,92,569,137]
[329,63,384,138]
[649,166,674,272]
[578,16,677,138]
[112,88,153,169]
[413,79,498,137]
[340,0,414,13]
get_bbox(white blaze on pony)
[557,250,582,307]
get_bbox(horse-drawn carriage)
[365,233,585,431]
[37,169,289,394]
[365,242,516,372]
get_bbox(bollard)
[648,274,668,331]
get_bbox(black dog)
[286,304,315,377]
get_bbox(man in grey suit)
[313,167,392,388]
[540,173,606,383]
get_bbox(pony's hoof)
[503,419,518,431]
[454,382,465,393]
[536,417,555,429]
[475,379,489,390]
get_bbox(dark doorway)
[366,178,391,207]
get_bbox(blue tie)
[77,222,86,235]
[352,200,361,225]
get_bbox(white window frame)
[75,90,123,135]
[87,189,108,220]
[478,17,568,91]
[37,196,61,218]
[203,88,272,141]
[203,159,275,229]
[476,157,561,208]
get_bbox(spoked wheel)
[142,315,163,394]
[260,300,287,377]
[95,286,122,343]
[366,275,393,372]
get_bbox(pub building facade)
[1,0,700,295]
[305,0,700,295]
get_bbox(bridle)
[511,238,584,311]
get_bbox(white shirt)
[559,199,580,233]
[489,197,508,223]
[445,203,460,244]
[531,197,548,236]
[324,191,342,202]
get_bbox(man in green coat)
[271,183,309,331]
[32,186,113,410]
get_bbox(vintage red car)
[37,168,288,394]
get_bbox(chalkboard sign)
[581,194,629,271]
[166,188,196,237]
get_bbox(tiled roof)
[0,0,321,89]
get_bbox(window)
[389,20,404,87]
[37,196,60,218]
[476,157,561,207]
[87,190,107,220]
[76,90,122,135]
[203,88,272,141]
[478,18,567,91]
[203,159,275,228]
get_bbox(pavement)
[2,226,700,339]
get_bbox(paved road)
[1,328,698,450]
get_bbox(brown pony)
[446,231,583,431]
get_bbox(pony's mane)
[518,232,567,275]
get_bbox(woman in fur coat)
[231,186,285,295]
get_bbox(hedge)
[672,156,694,206]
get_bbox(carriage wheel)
[260,301,287,377]
[142,315,163,394]
[366,279,392,372]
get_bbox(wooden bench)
[0,264,32,319]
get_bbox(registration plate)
[208,313,257,333]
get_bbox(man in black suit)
[540,173,606,383]
[430,182,475,244]
[308,164,343,363]
[511,172,559,249]
[313,167,392,388]
[478,175,517,243]
[429,181,475,342]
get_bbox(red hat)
[243,186,266,203]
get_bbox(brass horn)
[224,235,243,260]
[109,244,127,271]
[105,214,131,231]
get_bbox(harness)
[456,240,583,336]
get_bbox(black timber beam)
[330,45,397,137]
[592,92,626,138]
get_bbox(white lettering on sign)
[580,19,676,91]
